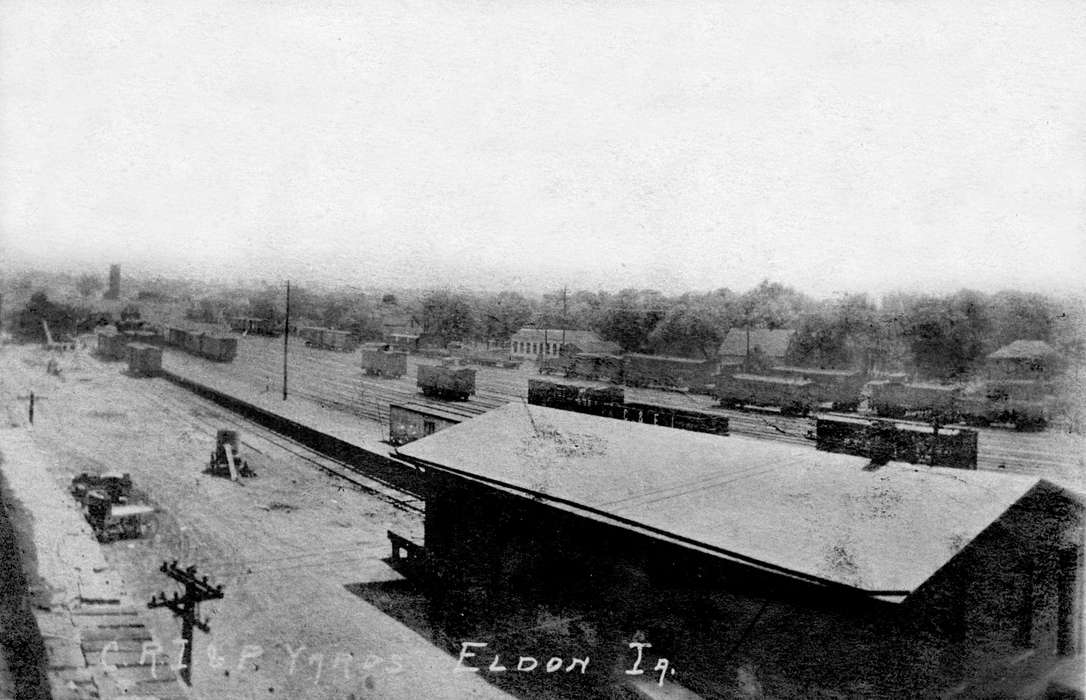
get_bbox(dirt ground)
[0,341,512,700]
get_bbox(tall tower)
[105,264,121,299]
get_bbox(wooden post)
[283,281,290,400]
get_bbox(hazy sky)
[1,0,1084,297]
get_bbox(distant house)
[509,328,620,359]
[381,313,422,340]
[987,340,1063,381]
[720,328,795,366]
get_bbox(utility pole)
[283,280,290,400]
[147,560,224,686]
[561,286,568,348]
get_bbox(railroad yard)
[168,328,1085,491]
[0,326,1083,698]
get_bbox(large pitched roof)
[720,328,795,358]
[398,403,1055,600]
[988,340,1060,360]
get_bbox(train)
[361,343,408,378]
[527,378,730,436]
[417,364,476,401]
[299,326,356,352]
[166,327,238,362]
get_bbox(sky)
[1,0,1084,298]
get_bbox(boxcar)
[621,402,730,436]
[167,327,189,348]
[622,354,715,391]
[126,343,163,377]
[417,364,476,401]
[714,373,815,415]
[200,335,238,362]
[527,379,624,412]
[568,353,625,383]
[814,415,977,469]
[361,344,408,377]
[96,331,128,360]
[770,366,866,411]
[869,381,959,419]
[388,403,463,446]
[956,381,1051,430]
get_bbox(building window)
[423,420,436,436]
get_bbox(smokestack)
[105,265,121,300]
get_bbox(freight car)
[126,343,163,377]
[527,379,728,435]
[165,327,237,362]
[621,402,730,436]
[813,415,978,470]
[714,373,816,415]
[527,378,625,412]
[96,331,128,360]
[622,354,715,392]
[770,366,866,411]
[229,317,279,336]
[361,343,408,378]
[869,381,959,420]
[417,364,476,401]
[388,403,463,446]
[956,380,1052,431]
[299,326,355,351]
[569,353,624,383]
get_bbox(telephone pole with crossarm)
[147,560,224,685]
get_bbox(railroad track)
[126,376,425,515]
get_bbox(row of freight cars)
[360,344,479,402]
[542,351,1053,430]
[166,327,238,362]
[527,379,731,436]
[540,352,715,390]
[714,369,1052,429]
[96,331,164,376]
[529,378,978,469]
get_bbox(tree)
[76,274,104,300]
[737,280,813,330]
[15,292,78,341]
[788,294,881,369]
[420,290,475,345]
[479,291,532,341]
[900,291,991,379]
[595,289,670,353]
[647,297,724,359]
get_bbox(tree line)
[197,281,1083,381]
